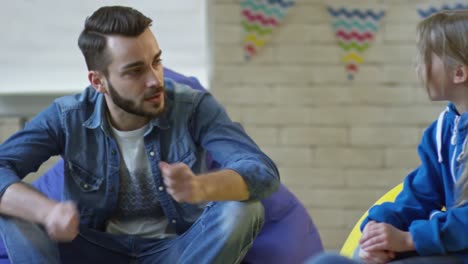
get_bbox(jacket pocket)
[66,161,104,192]
[178,151,197,168]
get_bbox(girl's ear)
[453,65,468,84]
[88,71,107,94]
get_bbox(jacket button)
[83,184,89,189]
[171,219,177,224]
[149,151,155,157]
[158,186,164,191]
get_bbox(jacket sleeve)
[361,122,444,232]
[409,205,468,255]
[0,103,64,198]
[190,92,280,200]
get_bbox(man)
[0,6,279,263]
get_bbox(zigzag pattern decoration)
[241,0,295,60]
[327,6,385,80]
[418,2,468,18]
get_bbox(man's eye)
[126,69,142,75]
[153,59,162,65]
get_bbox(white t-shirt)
[105,123,175,238]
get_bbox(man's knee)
[210,201,264,235]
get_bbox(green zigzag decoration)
[338,41,370,52]
[241,21,274,35]
[333,20,378,32]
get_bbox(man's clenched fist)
[43,201,79,242]
[159,161,207,203]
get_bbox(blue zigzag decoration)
[266,0,295,9]
[418,3,468,18]
[327,7,385,21]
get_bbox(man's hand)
[159,161,206,203]
[42,201,80,242]
[359,247,395,264]
[360,221,415,253]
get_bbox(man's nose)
[147,68,162,87]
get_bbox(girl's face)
[425,53,452,101]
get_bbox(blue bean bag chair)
[0,68,323,263]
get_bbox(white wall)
[0,0,208,95]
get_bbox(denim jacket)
[0,79,280,234]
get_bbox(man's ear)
[453,64,468,84]
[88,71,107,94]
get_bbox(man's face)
[104,28,165,118]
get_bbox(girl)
[308,10,468,264]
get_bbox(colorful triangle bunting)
[327,6,385,80]
[241,0,295,60]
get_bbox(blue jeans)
[0,201,264,264]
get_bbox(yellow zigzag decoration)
[342,52,364,64]
[244,33,266,48]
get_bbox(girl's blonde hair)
[416,11,468,205]
[416,10,468,86]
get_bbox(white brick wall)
[0,0,454,252]
[209,0,442,251]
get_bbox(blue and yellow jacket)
[361,103,468,260]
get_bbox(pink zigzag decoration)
[242,9,279,27]
[336,30,374,42]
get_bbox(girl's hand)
[360,221,415,252]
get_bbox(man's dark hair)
[78,6,152,75]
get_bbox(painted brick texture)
[208,0,442,250]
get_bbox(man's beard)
[107,81,165,118]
